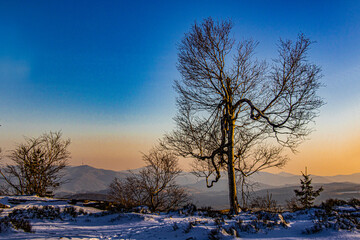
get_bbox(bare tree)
[108,147,189,211]
[164,18,323,214]
[0,131,70,197]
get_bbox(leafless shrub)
[286,197,301,212]
[0,131,70,197]
[108,147,189,212]
[250,191,281,212]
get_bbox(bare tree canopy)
[108,147,189,211]
[164,18,323,214]
[0,131,70,197]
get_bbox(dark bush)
[321,199,347,210]
[208,228,221,240]
[0,216,32,233]
[172,222,179,231]
[180,203,197,215]
[0,218,11,233]
[8,205,87,221]
[347,198,360,209]
[304,204,360,234]
[9,206,61,220]
[9,218,32,232]
[63,206,78,218]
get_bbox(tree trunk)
[241,176,246,208]
[227,119,239,214]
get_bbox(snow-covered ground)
[0,196,359,239]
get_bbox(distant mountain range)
[54,165,360,209]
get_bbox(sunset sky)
[0,0,359,176]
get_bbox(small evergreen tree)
[294,167,323,208]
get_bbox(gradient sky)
[0,0,359,175]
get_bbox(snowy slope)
[0,196,359,239]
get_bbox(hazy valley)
[55,165,360,209]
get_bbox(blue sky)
[0,0,359,174]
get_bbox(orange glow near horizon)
[1,105,358,176]
[69,135,156,171]
[64,132,360,176]
[266,134,360,176]
[1,129,358,176]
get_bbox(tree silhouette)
[108,147,188,211]
[0,131,70,197]
[294,167,323,208]
[164,18,323,214]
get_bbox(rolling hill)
[52,165,360,209]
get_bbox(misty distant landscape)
[53,165,360,209]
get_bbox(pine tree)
[294,167,323,208]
